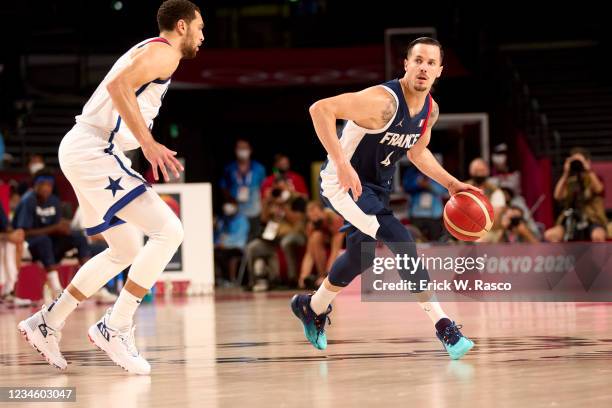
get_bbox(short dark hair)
[157,0,200,32]
[406,37,444,63]
[509,205,525,218]
[274,153,288,164]
[235,137,251,147]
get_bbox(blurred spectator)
[489,143,521,194]
[482,206,539,243]
[261,153,309,198]
[9,182,22,217]
[0,203,26,306]
[499,187,542,240]
[245,178,307,292]
[544,148,607,242]
[12,169,91,302]
[403,163,448,241]
[0,128,5,169]
[298,201,344,289]
[214,199,249,285]
[28,154,45,175]
[12,154,48,201]
[466,158,506,224]
[220,138,266,240]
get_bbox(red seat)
[14,263,79,301]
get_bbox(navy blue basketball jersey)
[321,79,433,193]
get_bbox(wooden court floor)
[2,291,612,408]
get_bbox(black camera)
[569,159,584,175]
[509,216,522,228]
[311,219,324,230]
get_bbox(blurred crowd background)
[1,1,611,299]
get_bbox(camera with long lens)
[569,159,584,175]
[271,187,291,203]
[509,216,523,228]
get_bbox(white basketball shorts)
[58,122,149,236]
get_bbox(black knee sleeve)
[328,229,375,287]
[375,214,431,292]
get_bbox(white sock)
[108,289,142,331]
[310,282,339,315]
[46,270,62,292]
[44,290,79,330]
[418,298,449,325]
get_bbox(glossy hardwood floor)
[2,290,612,408]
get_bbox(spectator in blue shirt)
[214,199,249,285]
[403,164,448,241]
[220,138,266,240]
[12,169,90,300]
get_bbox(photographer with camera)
[245,177,307,291]
[465,158,507,228]
[483,205,539,243]
[260,153,309,198]
[297,201,345,289]
[544,148,607,242]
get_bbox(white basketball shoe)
[17,306,67,370]
[87,309,151,375]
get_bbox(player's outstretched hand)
[142,140,184,182]
[336,159,362,201]
[447,179,482,196]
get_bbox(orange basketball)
[443,190,494,241]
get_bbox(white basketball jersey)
[75,37,172,151]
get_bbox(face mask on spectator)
[472,175,487,185]
[492,154,507,167]
[223,203,238,216]
[280,189,291,202]
[236,149,251,160]
[29,162,45,174]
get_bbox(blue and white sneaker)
[87,308,151,375]
[290,294,332,350]
[436,319,474,360]
[17,305,67,370]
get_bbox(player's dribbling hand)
[336,159,362,201]
[447,179,482,196]
[142,140,184,182]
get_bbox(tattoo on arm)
[382,95,397,123]
[428,101,439,128]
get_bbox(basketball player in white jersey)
[18,0,204,374]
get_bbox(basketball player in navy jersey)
[292,37,478,359]
[18,0,203,374]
